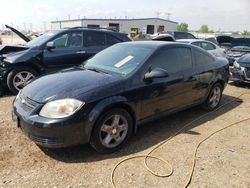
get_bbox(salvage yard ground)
[0,83,250,188]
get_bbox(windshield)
[84,43,154,76]
[26,31,59,47]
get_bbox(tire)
[7,67,38,95]
[201,83,223,111]
[90,108,133,154]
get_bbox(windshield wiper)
[85,67,109,75]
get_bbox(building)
[51,18,178,34]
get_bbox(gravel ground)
[0,82,250,188]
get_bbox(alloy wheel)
[13,71,35,91]
[209,86,221,108]
[99,114,128,148]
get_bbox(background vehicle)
[217,36,250,64]
[0,27,130,94]
[13,41,229,153]
[150,31,196,41]
[167,31,196,39]
[230,54,250,83]
[177,39,227,58]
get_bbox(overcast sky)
[0,0,249,32]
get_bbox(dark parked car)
[230,54,250,83]
[0,27,130,94]
[167,31,196,40]
[151,31,196,41]
[13,41,229,153]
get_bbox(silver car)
[177,39,227,58]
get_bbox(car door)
[140,46,200,120]
[192,48,217,99]
[43,31,86,73]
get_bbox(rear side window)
[84,31,106,47]
[194,50,215,66]
[151,47,192,74]
[106,34,121,46]
[201,42,216,50]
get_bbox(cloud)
[0,0,249,31]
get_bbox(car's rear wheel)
[202,83,223,111]
[7,67,38,94]
[90,108,133,153]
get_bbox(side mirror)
[46,41,56,50]
[144,67,169,81]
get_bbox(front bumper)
[13,94,93,148]
[229,66,250,83]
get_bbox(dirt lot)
[0,83,250,188]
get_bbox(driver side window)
[150,47,192,74]
[52,31,83,48]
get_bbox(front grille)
[28,133,63,145]
[19,93,39,112]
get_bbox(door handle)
[76,50,86,54]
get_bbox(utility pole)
[164,12,171,20]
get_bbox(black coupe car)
[13,41,229,153]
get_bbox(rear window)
[232,38,250,47]
[174,32,196,39]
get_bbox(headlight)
[39,98,84,119]
[233,61,240,69]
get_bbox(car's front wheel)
[202,83,223,111]
[7,67,38,94]
[90,108,133,153]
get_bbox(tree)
[199,25,209,33]
[242,30,250,35]
[177,22,189,32]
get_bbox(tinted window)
[201,42,216,50]
[106,34,121,46]
[151,47,192,74]
[52,31,83,48]
[174,32,195,39]
[85,31,106,47]
[194,50,214,66]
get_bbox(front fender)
[84,96,137,142]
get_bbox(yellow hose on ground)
[111,92,250,188]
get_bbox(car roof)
[61,27,116,33]
[177,39,210,43]
[118,41,190,49]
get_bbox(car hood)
[22,67,122,103]
[5,24,31,42]
[238,54,250,67]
